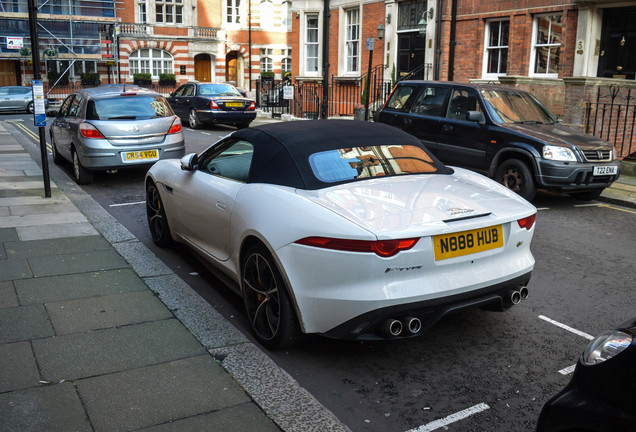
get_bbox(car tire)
[569,189,603,201]
[188,109,200,129]
[50,136,63,164]
[241,243,301,349]
[26,102,33,114]
[146,181,173,247]
[496,158,536,201]
[72,148,93,185]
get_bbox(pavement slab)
[32,319,206,381]
[0,382,92,432]
[0,304,54,343]
[0,257,32,282]
[4,235,110,258]
[0,281,18,308]
[77,355,252,432]
[15,268,149,304]
[27,249,129,277]
[46,290,174,334]
[0,341,40,392]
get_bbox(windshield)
[308,145,439,183]
[480,89,556,125]
[198,84,242,97]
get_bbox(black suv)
[375,81,621,201]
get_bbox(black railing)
[256,73,393,119]
[584,84,636,159]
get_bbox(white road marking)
[405,403,490,432]
[539,315,594,340]
[538,315,595,340]
[558,364,577,375]
[573,203,603,207]
[536,207,550,211]
[109,201,145,207]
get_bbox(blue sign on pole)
[31,80,46,127]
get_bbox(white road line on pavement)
[109,201,145,207]
[536,207,550,211]
[201,132,211,135]
[405,403,490,432]
[573,203,603,207]
[559,364,577,375]
[538,315,595,340]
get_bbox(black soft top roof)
[231,119,451,190]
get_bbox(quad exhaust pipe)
[508,286,529,305]
[378,316,422,338]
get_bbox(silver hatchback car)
[49,85,185,184]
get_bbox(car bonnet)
[505,122,612,151]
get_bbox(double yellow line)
[5,120,52,154]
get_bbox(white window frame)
[260,48,273,72]
[154,0,183,24]
[260,0,274,29]
[129,48,174,78]
[303,13,320,76]
[227,0,241,24]
[282,49,292,73]
[280,1,291,30]
[482,18,509,79]
[345,8,360,74]
[138,1,147,23]
[529,13,562,78]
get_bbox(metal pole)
[320,0,330,119]
[27,0,51,198]
[364,48,373,121]
[248,0,252,91]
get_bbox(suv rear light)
[295,236,420,258]
[79,123,105,139]
[517,214,536,230]
[168,118,182,134]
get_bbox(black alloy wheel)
[146,181,173,247]
[26,102,33,114]
[242,244,300,349]
[188,108,200,129]
[496,158,536,201]
[72,148,93,185]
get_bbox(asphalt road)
[5,112,636,432]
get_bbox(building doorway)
[397,32,427,79]
[597,6,636,79]
[194,54,212,82]
[0,61,20,86]
[226,51,238,84]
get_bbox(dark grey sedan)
[48,85,185,184]
[167,82,256,129]
[0,85,49,113]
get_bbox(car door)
[169,139,254,261]
[167,85,187,118]
[0,87,11,111]
[50,94,77,159]
[404,84,450,155]
[170,84,194,119]
[436,86,491,172]
[8,87,31,111]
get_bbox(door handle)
[403,118,412,125]
[216,201,227,210]
[443,124,453,132]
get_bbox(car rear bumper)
[276,224,535,337]
[79,138,185,170]
[196,110,256,125]
[536,159,621,192]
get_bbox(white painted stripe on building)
[538,315,595,340]
[405,403,490,432]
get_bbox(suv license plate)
[433,225,503,261]
[122,149,159,162]
[593,166,618,176]
[225,102,243,107]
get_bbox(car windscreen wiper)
[513,120,543,125]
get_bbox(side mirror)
[180,153,198,171]
[169,92,175,97]
[467,111,486,125]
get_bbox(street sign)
[31,80,46,127]
[6,37,24,50]
[366,37,374,51]
[283,85,294,100]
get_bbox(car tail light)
[79,123,105,139]
[295,237,420,258]
[517,214,536,230]
[168,118,182,134]
[210,100,220,110]
[247,101,256,111]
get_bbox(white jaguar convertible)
[145,120,536,348]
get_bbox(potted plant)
[44,47,57,57]
[158,73,176,86]
[260,71,274,81]
[19,47,31,56]
[133,73,152,86]
[81,72,100,86]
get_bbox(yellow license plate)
[225,102,243,107]
[433,225,503,261]
[122,149,158,162]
